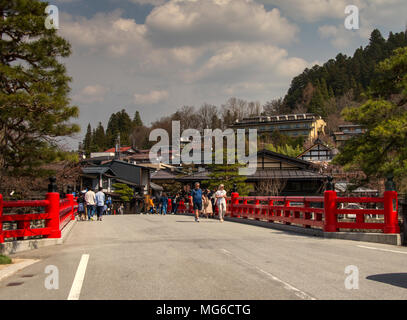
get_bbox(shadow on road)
[366,273,407,289]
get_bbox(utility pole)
[115,134,121,160]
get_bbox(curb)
[0,219,77,255]
[0,259,39,282]
[224,216,402,246]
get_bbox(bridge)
[0,182,406,300]
[1,214,407,300]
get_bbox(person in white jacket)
[85,188,96,221]
[215,184,227,222]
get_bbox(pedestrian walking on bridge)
[191,182,203,223]
[85,188,96,221]
[77,191,86,221]
[95,188,105,221]
[203,189,213,219]
[215,184,227,222]
[160,193,168,215]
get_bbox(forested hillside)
[283,29,407,117]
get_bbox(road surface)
[0,214,406,300]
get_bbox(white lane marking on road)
[220,249,316,300]
[67,254,89,300]
[357,245,407,255]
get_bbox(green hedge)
[0,255,12,265]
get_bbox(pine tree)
[133,111,143,127]
[0,0,80,177]
[112,183,134,202]
[320,78,330,100]
[90,128,98,153]
[83,124,93,156]
[106,109,132,147]
[93,122,107,151]
[308,87,326,116]
[282,29,407,113]
[203,148,251,196]
[333,47,407,190]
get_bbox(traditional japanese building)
[80,159,154,197]
[333,124,365,147]
[296,138,338,163]
[230,113,326,141]
[177,149,327,196]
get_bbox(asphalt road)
[0,214,406,300]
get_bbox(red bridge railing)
[0,192,78,243]
[176,190,400,234]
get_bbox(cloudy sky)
[48,0,407,149]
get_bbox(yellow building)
[231,113,326,141]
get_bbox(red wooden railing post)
[168,198,172,213]
[255,199,260,220]
[268,199,274,222]
[284,199,291,225]
[231,192,239,218]
[66,194,75,221]
[304,200,311,228]
[46,192,61,238]
[324,190,338,232]
[0,194,3,243]
[242,199,248,218]
[179,199,185,213]
[383,191,400,234]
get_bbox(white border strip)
[357,245,407,255]
[67,254,89,300]
[220,249,316,300]
[0,259,39,282]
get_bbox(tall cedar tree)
[83,123,92,156]
[133,111,143,127]
[105,109,132,147]
[0,0,79,177]
[333,47,407,189]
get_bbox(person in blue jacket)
[191,182,203,223]
[160,193,168,215]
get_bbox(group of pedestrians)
[148,193,179,215]
[146,183,228,222]
[191,183,227,223]
[77,187,119,221]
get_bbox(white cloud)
[128,0,167,5]
[263,0,357,22]
[259,0,407,31]
[318,25,355,48]
[73,85,108,103]
[60,11,147,57]
[145,0,299,47]
[134,90,169,105]
[189,43,309,82]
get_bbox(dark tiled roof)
[176,169,326,182]
[151,182,164,191]
[245,169,327,180]
[81,167,111,175]
[176,171,211,181]
[258,149,313,168]
[151,170,178,180]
